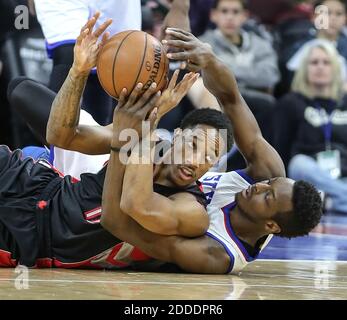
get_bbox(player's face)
[168,125,225,187]
[235,177,295,222]
[211,0,247,37]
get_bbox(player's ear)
[265,220,281,235]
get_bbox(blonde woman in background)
[274,40,347,214]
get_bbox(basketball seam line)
[129,32,148,95]
[112,30,138,98]
[156,45,169,90]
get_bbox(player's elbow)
[46,127,58,146]
[46,122,77,149]
[46,129,70,148]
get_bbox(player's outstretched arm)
[46,12,114,155]
[120,71,208,238]
[163,29,285,181]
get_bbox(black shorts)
[0,145,61,267]
[0,145,160,270]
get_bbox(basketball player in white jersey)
[34,0,142,51]
[100,28,323,274]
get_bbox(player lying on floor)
[3,16,321,273]
[0,16,234,269]
[100,28,323,274]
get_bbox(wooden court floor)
[0,260,346,300]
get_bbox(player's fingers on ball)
[118,88,128,107]
[165,28,191,41]
[127,83,143,107]
[138,82,157,109]
[167,52,189,61]
[162,39,192,50]
[142,91,161,117]
[94,19,113,38]
[168,28,192,36]
[100,32,110,46]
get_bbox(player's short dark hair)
[213,0,249,9]
[313,0,347,10]
[273,181,323,239]
[180,108,234,152]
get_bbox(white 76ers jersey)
[52,110,109,179]
[200,170,273,274]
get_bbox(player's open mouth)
[178,166,194,181]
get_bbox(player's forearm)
[161,0,191,40]
[170,0,190,14]
[202,55,263,159]
[101,136,128,233]
[202,55,241,109]
[101,151,126,230]
[46,66,88,147]
[121,134,156,216]
[102,138,177,259]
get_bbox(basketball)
[97,30,169,99]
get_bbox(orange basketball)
[97,30,169,99]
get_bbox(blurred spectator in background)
[281,0,347,94]
[33,0,142,125]
[142,0,170,38]
[274,41,347,214]
[189,0,215,36]
[0,0,37,148]
[248,0,312,27]
[199,0,280,95]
